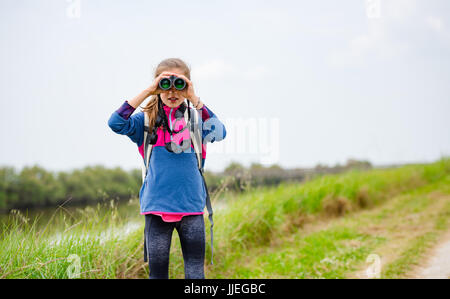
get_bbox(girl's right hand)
[146,71,178,96]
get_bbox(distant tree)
[250,162,265,171]
[0,167,20,210]
[345,159,372,170]
[224,161,245,175]
[17,165,63,208]
[268,164,282,171]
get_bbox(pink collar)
[162,103,181,112]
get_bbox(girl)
[107,58,227,279]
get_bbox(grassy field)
[222,178,450,278]
[1,158,449,278]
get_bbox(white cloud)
[426,16,444,33]
[191,59,236,80]
[384,0,418,20]
[329,0,422,68]
[329,21,407,67]
[237,8,297,37]
[241,66,269,81]
[192,59,269,81]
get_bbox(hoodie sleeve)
[108,100,145,146]
[200,104,227,144]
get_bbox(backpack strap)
[186,107,203,170]
[184,107,214,265]
[142,112,153,184]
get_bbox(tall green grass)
[0,201,143,278]
[207,158,450,275]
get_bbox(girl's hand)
[145,71,179,96]
[174,74,200,106]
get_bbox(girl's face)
[159,68,187,109]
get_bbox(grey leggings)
[144,214,205,279]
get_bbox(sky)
[0,0,449,173]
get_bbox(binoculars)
[159,75,187,91]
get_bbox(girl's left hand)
[175,74,200,106]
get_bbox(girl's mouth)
[169,97,178,102]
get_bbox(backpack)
[141,106,215,265]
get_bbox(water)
[0,195,230,241]
[0,198,142,233]
[48,220,143,246]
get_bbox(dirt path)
[344,189,450,279]
[412,230,450,279]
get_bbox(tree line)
[0,159,372,212]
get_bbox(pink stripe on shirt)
[140,211,204,222]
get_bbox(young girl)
[108,58,226,279]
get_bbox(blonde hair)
[141,58,191,132]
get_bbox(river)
[0,196,228,236]
[0,198,142,233]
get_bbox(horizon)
[1,156,448,175]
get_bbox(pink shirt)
[142,211,204,222]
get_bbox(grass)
[197,158,450,279]
[0,201,144,278]
[1,158,449,279]
[222,176,450,279]
[229,227,385,279]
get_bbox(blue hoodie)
[108,100,227,215]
